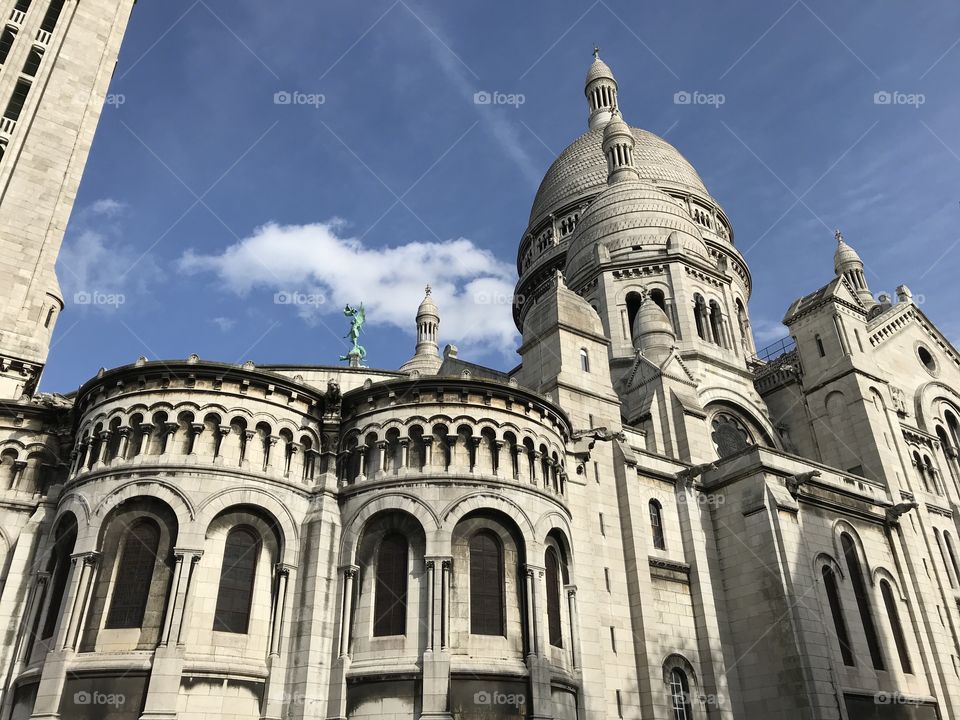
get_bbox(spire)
[400,285,442,375]
[833,229,875,308]
[602,108,639,184]
[585,47,618,130]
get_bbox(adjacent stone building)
[0,8,957,718]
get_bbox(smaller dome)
[585,57,615,86]
[417,285,440,319]
[833,235,863,275]
[603,111,631,142]
[633,299,675,341]
[633,298,675,362]
[564,180,710,288]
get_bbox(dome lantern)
[833,229,876,308]
[602,109,639,184]
[400,285,442,375]
[585,46,619,130]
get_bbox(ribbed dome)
[529,127,709,226]
[834,237,863,275]
[564,180,710,287]
[585,57,615,86]
[417,291,439,319]
[633,299,675,339]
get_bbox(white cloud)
[212,317,236,332]
[178,220,520,356]
[57,200,161,311]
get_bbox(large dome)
[529,126,709,227]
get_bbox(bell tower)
[0,0,136,399]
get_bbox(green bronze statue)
[340,303,366,364]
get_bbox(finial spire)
[593,45,600,60]
[835,228,843,244]
[425,283,432,296]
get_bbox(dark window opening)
[0,28,17,65]
[822,565,855,666]
[815,334,826,357]
[545,547,563,647]
[4,79,31,122]
[649,500,665,550]
[841,533,885,670]
[22,47,41,77]
[213,526,259,633]
[106,520,160,628]
[373,533,408,636]
[469,531,504,636]
[669,669,693,720]
[880,580,912,674]
[39,0,65,34]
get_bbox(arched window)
[945,532,960,585]
[709,301,725,348]
[0,28,16,66]
[213,526,260,633]
[106,520,160,628]
[649,500,665,550]
[545,547,563,647]
[913,452,930,493]
[821,565,855,666]
[469,531,504,636]
[668,668,694,720]
[735,299,749,352]
[841,533,885,670]
[373,533,408,636]
[579,348,590,373]
[693,295,706,341]
[815,334,826,357]
[879,580,912,674]
[934,529,955,588]
[626,292,643,342]
[650,289,667,314]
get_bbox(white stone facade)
[0,18,956,720]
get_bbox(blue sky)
[44,0,960,392]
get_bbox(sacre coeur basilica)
[0,3,958,720]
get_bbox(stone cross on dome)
[835,228,843,243]
[593,45,600,59]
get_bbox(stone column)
[440,560,451,650]
[445,435,458,471]
[565,584,580,671]
[493,440,504,476]
[115,427,131,461]
[261,563,296,720]
[470,437,481,473]
[187,422,203,455]
[265,435,279,471]
[29,552,99,719]
[511,445,521,480]
[357,446,367,479]
[531,451,541,485]
[423,436,434,469]
[160,423,178,456]
[137,423,154,455]
[376,441,388,475]
[421,558,453,720]
[215,425,231,461]
[399,439,409,471]
[93,431,111,467]
[524,566,538,658]
[338,565,358,657]
[10,461,26,491]
[141,548,203,720]
[9,571,49,673]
